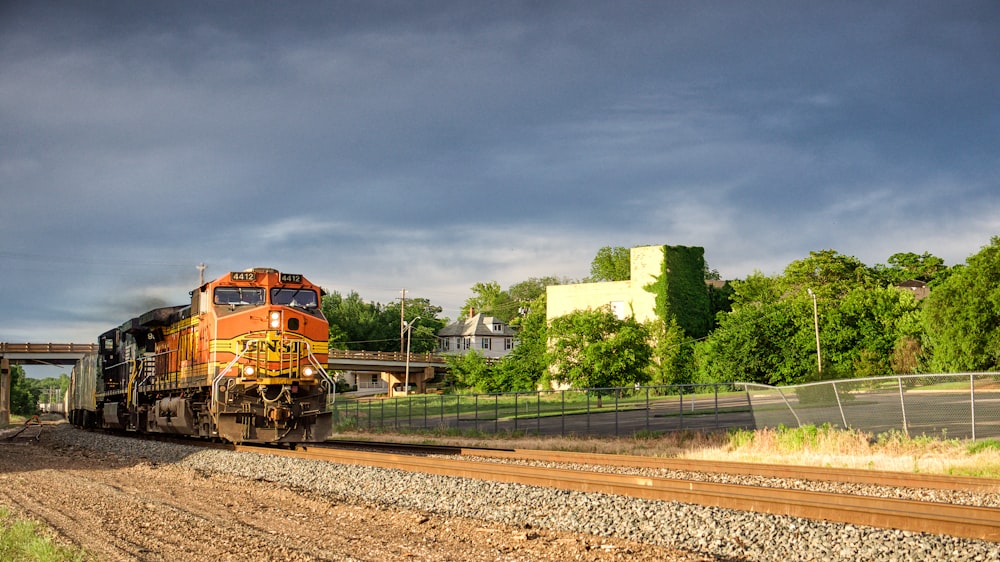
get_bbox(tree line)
[443,237,1000,392]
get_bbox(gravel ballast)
[45,428,1000,562]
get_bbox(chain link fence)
[742,373,1000,440]
[332,384,754,437]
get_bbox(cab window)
[270,288,318,309]
[214,287,264,306]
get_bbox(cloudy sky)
[2,1,998,376]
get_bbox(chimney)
[469,307,476,319]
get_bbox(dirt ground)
[0,426,711,562]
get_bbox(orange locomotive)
[69,268,335,443]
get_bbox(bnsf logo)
[244,340,302,353]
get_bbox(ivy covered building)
[546,244,716,339]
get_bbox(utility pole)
[399,288,406,353]
[1,356,10,426]
[807,288,822,374]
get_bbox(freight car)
[67,268,336,443]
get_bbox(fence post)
[537,391,541,435]
[645,386,650,431]
[514,392,518,433]
[897,377,909,438]
[833,381,847,429]
[614,389,619,437]
[678,386,684,430]
[561,390,566,436]
[971,373,977,441]
[714,384,719,428]
[775,386,802,427]
[586,391,591,434]
[494,394,499,433]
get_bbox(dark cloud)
[2,1,998,377]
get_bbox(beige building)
[546,245,667,322]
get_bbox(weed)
[0,508,89,562]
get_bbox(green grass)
[0,508,89,562]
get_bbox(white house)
[437,312,518,359]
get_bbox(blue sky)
[2,1,998,377]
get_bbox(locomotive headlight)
[269,311,281,328]
[302,366,315,378]
[243,365,255,377]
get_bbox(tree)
[493,294,549,391]
[821,286,922,377]
[507,276,562,310]
[322,291,444,353]
[461,281,515,322]
[874,252,950,286]
[922,237,1000,372]
[647,317,695,386]
[781,249,877,298]
[694,298,810,385]
[9,364,39,416]
[444,350,495,392]
[589,246,630,281]
[546,307,651,396]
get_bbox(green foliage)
[874,252,950,286]
[695,247,944,385]
[25,375,70,407]
[922,237,1000,372]
[647,317,695,385]
[444,351,496,392]
[462,277,562,324]
[781,249,877,298]
[493,294,549,391]
[546,307,652,389]
[644,245,711,339]
[967,439,1000,454]
[0,507,89,561]
[694,296,811,385]
[322,291,444,353]
[589,246,630,281]
[774,423,837,451]
[821,286,922,377]
[461,281,515,322]
[9,365,40,416]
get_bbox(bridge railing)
[0,343,100,354]
[327,349,445,364]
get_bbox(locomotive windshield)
[270,288,319,309]
[214,287,265,306]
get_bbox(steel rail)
[238,444,1000,542]
[465,448,1000,494]
[321,439,1000,494]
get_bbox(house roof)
[438,313,517,337]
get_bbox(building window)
[504,338,513,350]
[610,301,628,320]
[482,338,491,350]
[462,337,471,350]
[493,322,503,332]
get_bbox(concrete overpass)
[0,343,100,366]
[0,344,450,416]
[0,343,448,371]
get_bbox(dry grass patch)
[336,426,1000,477]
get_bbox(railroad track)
[227,440,1000,542]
